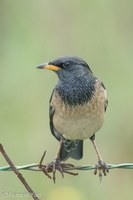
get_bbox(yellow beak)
[36,63,61,71]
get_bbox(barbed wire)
[0,143,40,200]
[1,142,133,200]
[1,163,133,172]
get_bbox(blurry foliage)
[0,0,133,200]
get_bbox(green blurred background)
[0,0,133,199]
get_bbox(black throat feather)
[56,76,96,106]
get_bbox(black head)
[36,56,93,81]
[36,56,96,106]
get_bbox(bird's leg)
[51,137,64,182]
[40,137,78,183]
[90,135,109,180]
[55,136,64,159]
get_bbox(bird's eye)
[63,62,70,68]
[48,62,53,65]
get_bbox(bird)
[36,56,108,182]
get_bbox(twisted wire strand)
[1,163,133,171]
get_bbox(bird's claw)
[44,159,78,183]
[45,158,64,183]
[94,160,109,181]
[39,151,78,183]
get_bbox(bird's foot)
[43,158,78,183]
[39,151,78,183]
[46,158,63,183]
[94,160,109,181]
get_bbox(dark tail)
[60,139,83,161]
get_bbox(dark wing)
[101,82,108,112]
[49,89,62,141]
[49,89,83,161]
